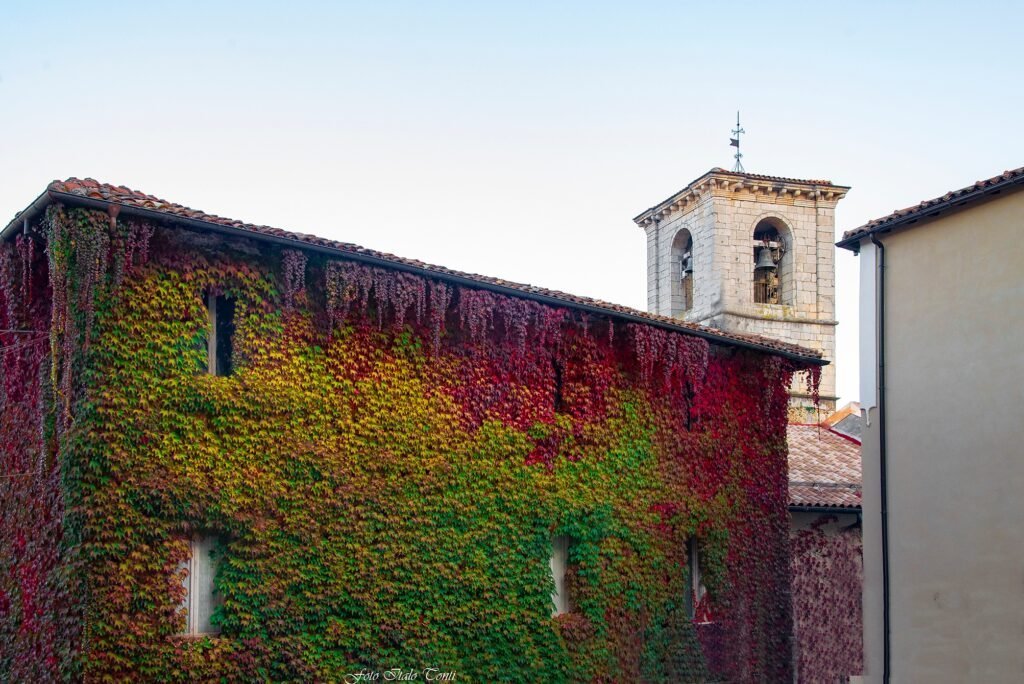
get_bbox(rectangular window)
[179,535,222,635]
[552,359,565,412]
[685,539,708,622]
[206,293,236,376]
[550,535,574,616]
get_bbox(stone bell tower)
[633,168,849,418]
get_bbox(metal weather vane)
[730,111,745,172]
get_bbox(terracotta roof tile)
[838,166,1024,248]
[33,178,824,362]
[787,424,861,509]
[703,167,841,187]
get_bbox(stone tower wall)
[639,172,847,415]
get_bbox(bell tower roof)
[633,168,850,228]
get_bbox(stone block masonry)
[635,169,849,413]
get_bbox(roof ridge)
[705,167,841,186]
[789,422,862,445]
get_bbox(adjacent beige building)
[838,167,1024,683]
[633,168,849,416]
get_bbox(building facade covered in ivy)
[787,423,863,683]
[1,179,824,682]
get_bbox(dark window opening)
[553,358,565,412]
[671,229,694,316]
[753,267,779,305]
[207,293,236,376]
[752,221,785,305]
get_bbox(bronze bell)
[754,246,776,271]
[682,254,693,275]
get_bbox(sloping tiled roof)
[838,166,1024,249]
[4,178,825,363]
[788,424,861,510]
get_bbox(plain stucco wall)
[859,190,1024,682]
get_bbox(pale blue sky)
[3,1,1022,404]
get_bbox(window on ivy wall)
[685,539,707,621]
[552,358,565,412]
[550,535,574,616]
[206,292,236,376]
[178,535,223,636]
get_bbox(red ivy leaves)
[0,207,817,682]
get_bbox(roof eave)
[837,172,1024,251]
[788,504,862,514]
[632,169,718,224]
[1,189,53,242]
[35,189,827,366]
[633,169,850,227]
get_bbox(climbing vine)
[791,516,863,683]
[0,228,68,681]
[1,205,812,682]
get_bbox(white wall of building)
[857,190,1024,682]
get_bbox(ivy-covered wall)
[1,205,807,682]
[0,230,70,681]
[791,514,863,683]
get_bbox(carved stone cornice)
[633,168,850,229]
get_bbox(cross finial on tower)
[730,111,745,172]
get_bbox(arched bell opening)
[752,218,791,305]
[671,229,695,316]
